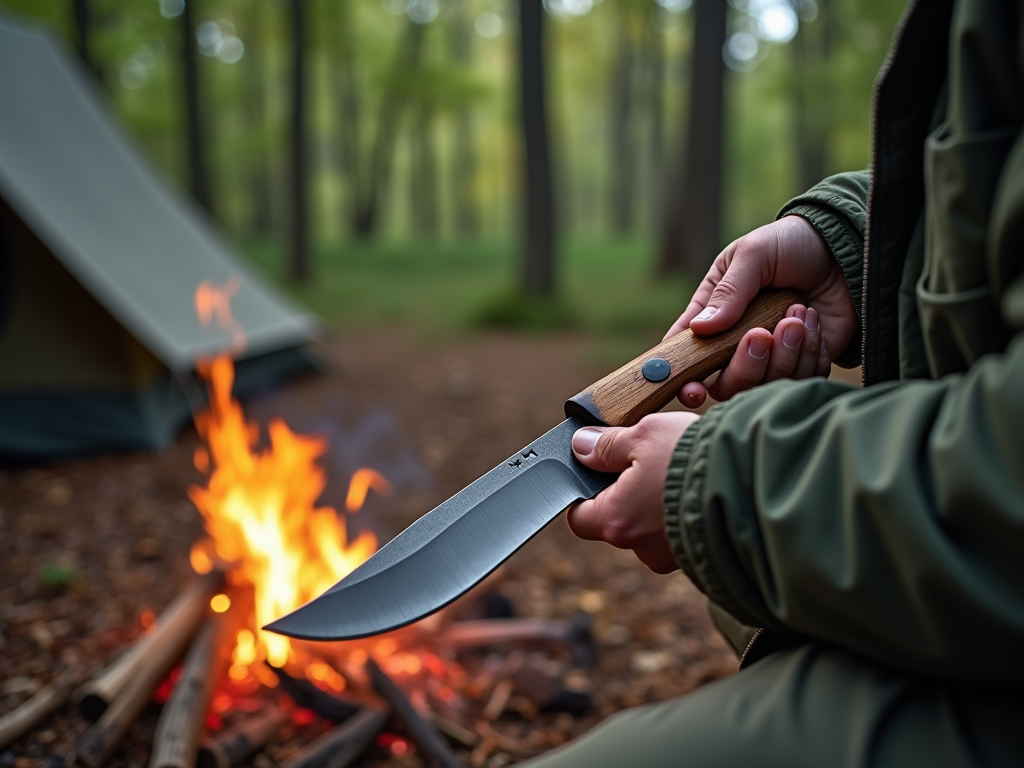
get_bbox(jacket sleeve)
[777,171,870,367]
[662,136,1024,684]
[664,331,1024,686]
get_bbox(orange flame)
[188,355,382,672]
[195,277,246,351]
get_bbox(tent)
[0,14,322,459]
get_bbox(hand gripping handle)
[564,289,803,427]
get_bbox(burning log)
[268,664,362,722]
[0,666,85,750]
[365,658,464,768]
[280,705,389,768]
[149,614,227,768]
[432,612,597,667]
[77,570,224,720]
[197,705,290,768]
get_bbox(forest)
[1,0,907,329]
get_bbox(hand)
[665,216,857,408]
[566,413,699,574]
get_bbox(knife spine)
[563,289,801,427]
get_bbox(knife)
[265,290,800,641]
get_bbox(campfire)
[0,279,599,768]
[186,352,383,678]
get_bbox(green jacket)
[665,0,1024,685]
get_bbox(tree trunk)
[793,0,831,192]
[608,6,635,234]
[244,3,273,236]
[333,0,362,233]
[658,0,726,275]
[519,0,556,297]
[181,0,212,213]
[72,0,103,85]
[450,0,479,235]
[289,0,309,282]
[353,21,426,237]
[411,105,440,235]
[646,4,665,231]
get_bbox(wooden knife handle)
[564,289,803,427]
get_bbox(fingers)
[792,307,822,379]
[678,381,707,409]
[566,483,628,543]
[571,426,633,474]
[686,246,766,336]
[707,328,772,400]
[761,316,806,383]
[706,308,830,400]
[814,336,832,377]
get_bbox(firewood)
[77,570,224,721]
[149,614,226,768]
[197,705,289,768]
[280,705,389,768]
[364,658,464,768]
[0,666,85,750]
[431,612,597,667]
[268,664,362,722]
[73,574,223,768]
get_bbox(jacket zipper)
[737,628,763,669]
[860,0,918,387]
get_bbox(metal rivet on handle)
[641,357,671,383]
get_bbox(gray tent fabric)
[0,14,323,458]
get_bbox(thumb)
[688,259,762,336]
[572,426,633,473]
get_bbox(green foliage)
[0,0,906,307]
[240,235,692,338]
[0,0,909,246]
[39,560,78,588]
[475,289,579,331]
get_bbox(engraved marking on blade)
[508,449,539,469]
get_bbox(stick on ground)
[364,658,464,768]
[0,666,85,750]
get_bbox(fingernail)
[572,427,605,456]
[820,336,830,357]
[693,306,718,323]
[794,308,806,323]
[783,324,804,349]
[805,308,819,332]
[748,336,770,359]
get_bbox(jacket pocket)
[916,278,1011,375]
[921,123,1017,375]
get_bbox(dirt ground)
[0,327,747,767]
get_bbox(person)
[520,1,1024,765]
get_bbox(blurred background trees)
[2,0,906,325]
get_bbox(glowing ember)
[210,594,231,613]
[188,355,384,673]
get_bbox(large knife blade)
[265,290,800,641]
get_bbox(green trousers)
[518,643,1024,767]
